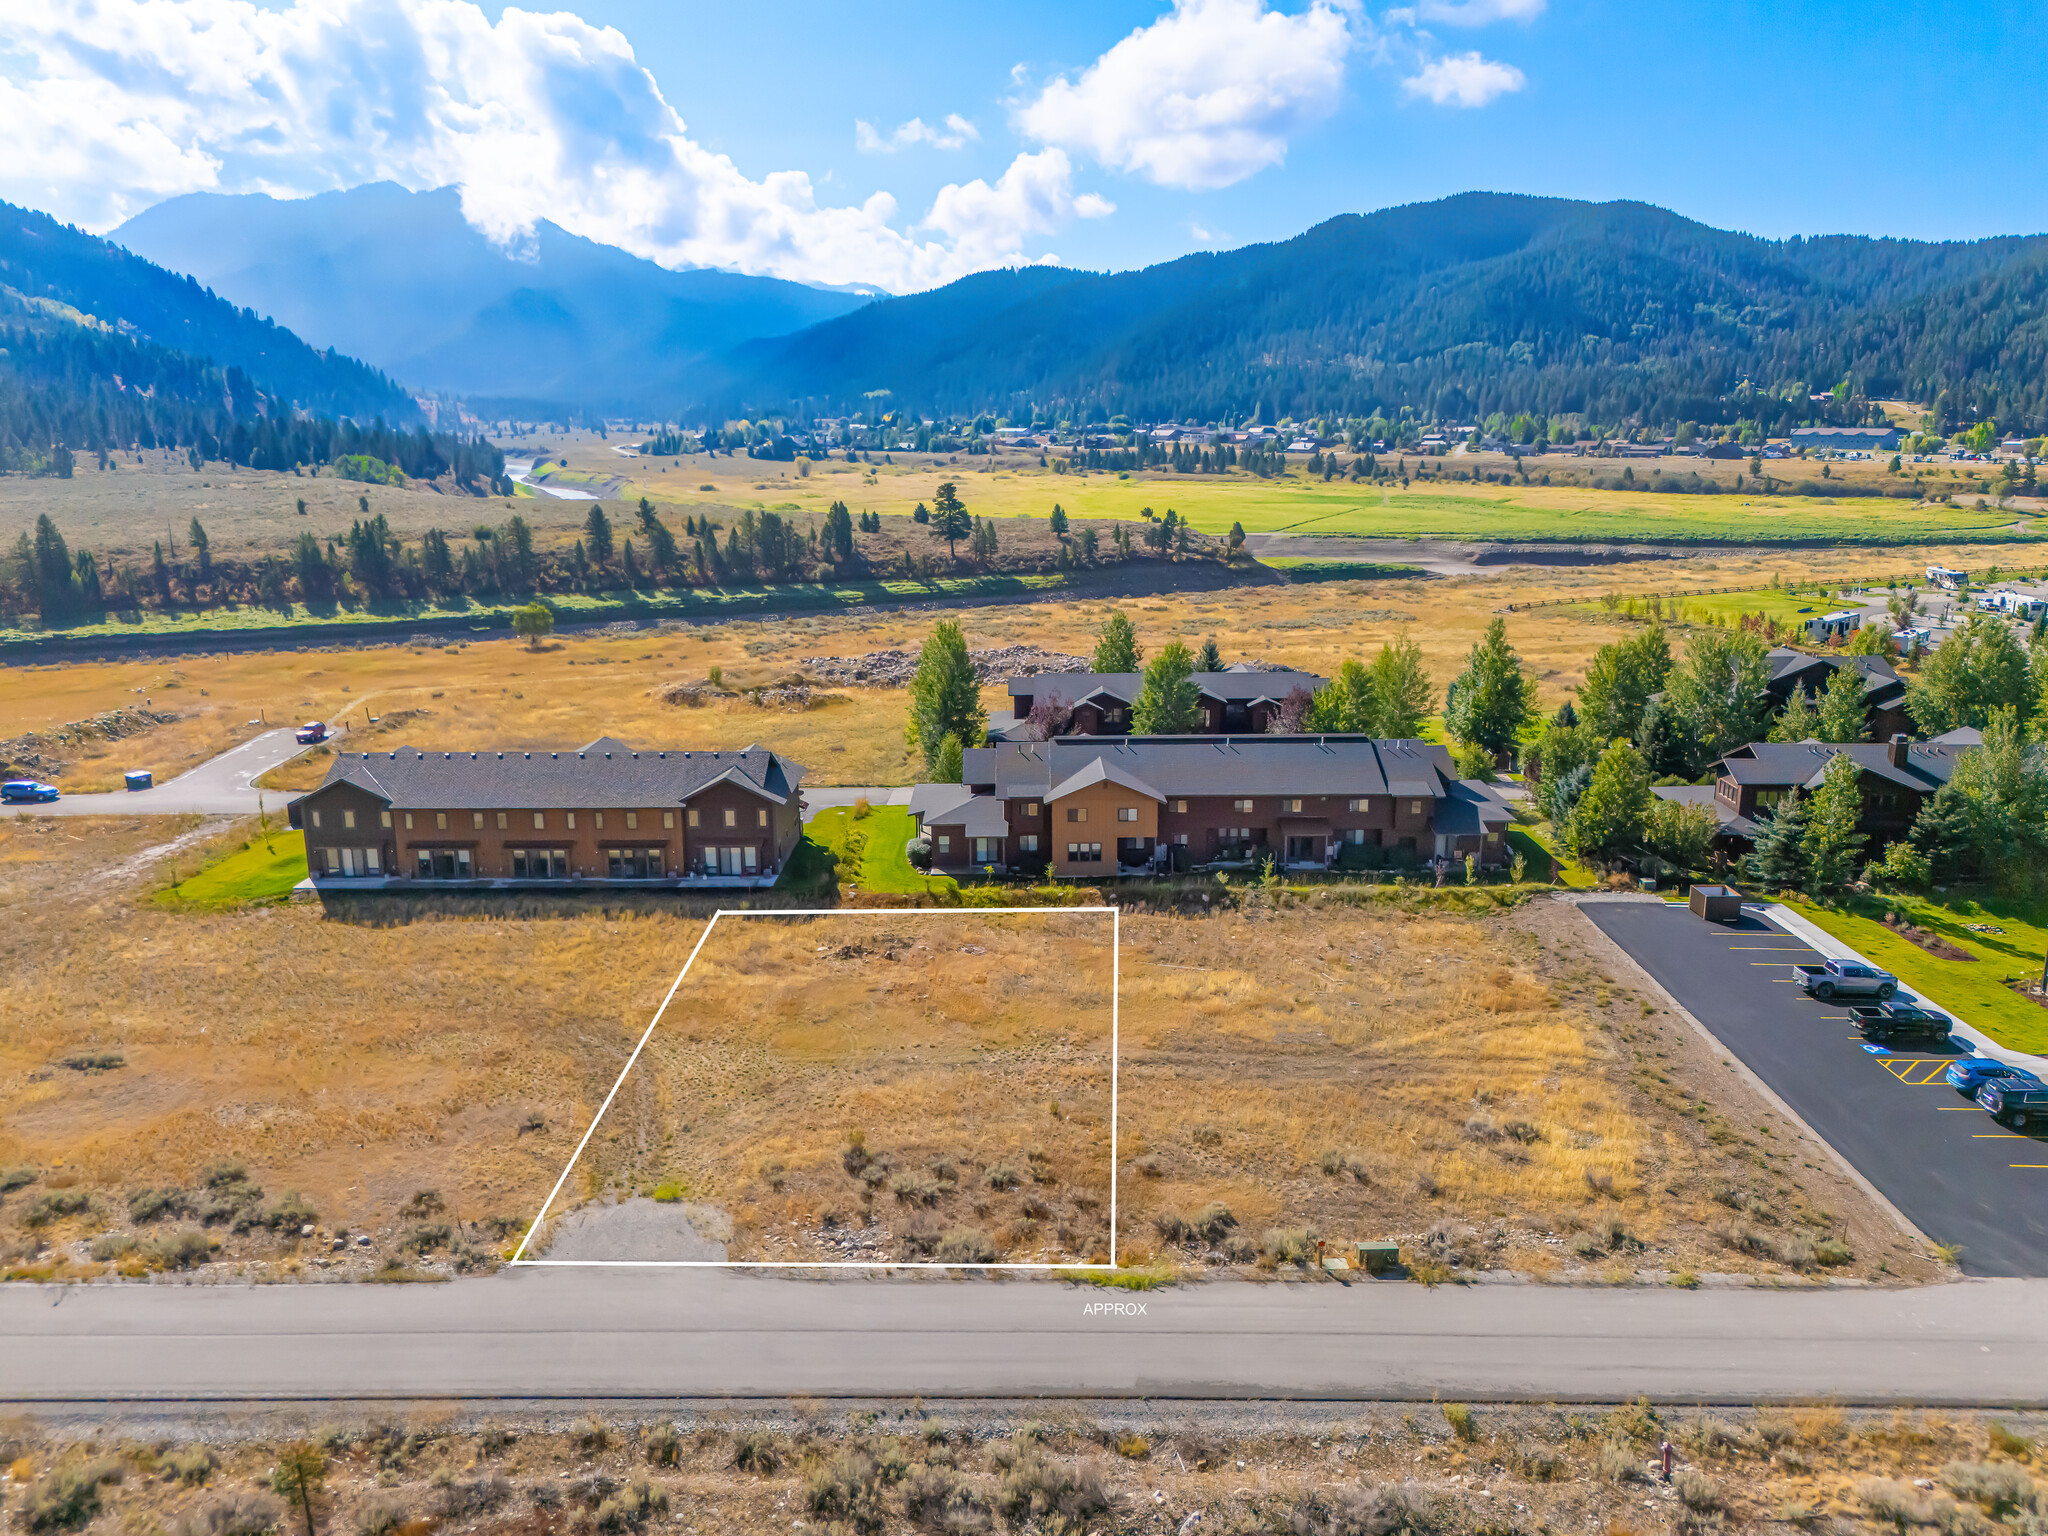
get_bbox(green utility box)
[1356,1241,1400,1275]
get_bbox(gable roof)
[975,735,1454,800]
[1716,739,1968,794]
[1046,758,1166,803]
[1434,779,1516,837]
[297,741,805,811]
[1006,670,1326,707]
[1765,649,1905,704]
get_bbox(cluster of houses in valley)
[286,649,1985,893]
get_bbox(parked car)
[1794,958,1899,1000]
[1,780,60,803]
[1848,1001,1952,1046]
[1977,1079,2048,1131]
[1946,1057,2043,1093]
[296,721,329,744]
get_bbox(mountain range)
[113,184,871,416]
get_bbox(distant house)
[1765,648,1909,740]
[1699,732,1978,850]
[1789,426,1903,452]
[1701,442,1749,459]
[286,737,806,888]
[1760,444,1790,459]
[994,667,1327,742]
[915,735,1512,878]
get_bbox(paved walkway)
[3,727,324,818]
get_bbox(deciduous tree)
[1444,617,1534,756]
[1132,641,1202,733]
[905,620,985,774]
[1093,611,1141,672]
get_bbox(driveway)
[1584,900,2048,1277]
[5,1269,2047,1406]
[2,727,324,819]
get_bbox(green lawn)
[1505,822,1600,889]
[154,830,307,911]
[1786,895,2048,1056]
[806,804,959,897]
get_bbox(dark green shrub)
[936,1227,994,1264]
[25,1190,90,1226]
[733,1432,780,1475]
[145,1228,213,1270]
[28,1460,122,1531]
[129,1188,189,1223]
[0,1166,36,1194]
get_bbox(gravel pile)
[800,645,1090,687]
[0,705,180,779]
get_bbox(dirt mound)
[800,645,1089,688]
[0,706,180,780]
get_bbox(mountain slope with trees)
[720,193,2048,433]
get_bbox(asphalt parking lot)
[1585,899,2048,1277]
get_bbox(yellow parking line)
[1975,1133,2029,1139]
[1939,1106,1983,1111]
[2011,1164,2048,1169]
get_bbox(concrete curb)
[1763,902,2048,1077]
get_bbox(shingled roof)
[965,735,1456,800]
[302,737,806,810]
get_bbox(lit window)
[1233,798,1254,813]
[404,813,414,830]
[757,808,768,828]
[1066,806,1087,823]
[687,809,700,828]
[1410,800,1423,815]
[342,810,355,830]
[626,811,638,830]
[1285,798,1303,813]
[533,812,545,830]
[566,812,577,830]
[723,808,737,829]
[594,811,605,830]
[1023,802,1040,817]
[436,812,447,831]
[1348,798,1369,812]
[663,811,675,829]
[472,812,484,830]
[381,811,392,828]
[310,810,322,829]
[496,812,507,829]
[1171,799,1187,814]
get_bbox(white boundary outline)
[509,906,1120,1270]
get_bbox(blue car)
[1,780,59,804]
[1946,1057,2043,1092]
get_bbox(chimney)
[1890,733,1909,770]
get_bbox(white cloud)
[1409,0,1544,24]
[1016,0,1356,191]
[1401,51,1526,107]
[0,0,1097,292]
[855,113,979,153]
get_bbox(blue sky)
[3,0,2041,290]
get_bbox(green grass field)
[1787,895,2048,1056]
[153,830,307,911]
[806,804,959,897]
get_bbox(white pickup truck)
[1793,958,1898,1000]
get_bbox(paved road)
[5,1270,2044,1405]
[2,727,319,818]
[1585,901,2048,1277]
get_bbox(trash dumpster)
[1689,882,1742,923]
[124,770,153,791]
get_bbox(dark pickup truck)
[1849,1001,1954,1046]
[1978,1079,2048,1131]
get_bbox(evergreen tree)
[1770,685,1820,742]
[904,619,985,774]
[933,733,965,784]
[188,517,212,585]
[636,498,678,573]
[1800,752,1869,892]
[1133,641,1203,733]
[622,537,640,586]
[824,500,855,563]
[1745,790,1810,889]
[1196,637,1223,672]
[1444,616,1534,756]
[1049,503,1068,537]
[928,481,971,558]
[30,513,75,620]
[1093,610,1142,672]
[1815,664,1870,743]
[584,503,614,565]
[1908,783,1973,883]
[1364,633,1434,737]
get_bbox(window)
[566,812,577,830]
[472,812,484,830]
[663,811,674,829]
[723,808,737,829]
[381,811,392,828]
[1173,833,1188,845]
[1117,806,1139,822]
[436,812,448,831]
[1171,799,1187,814]
[496,812,507,829]
[1066,806,1087,823]
[1410,800,1423,815]
[594,812,605,830]
[310,810,322,829]
[1022,802,1040,817]
[1347,798,1369,812]
[937,835,951,853]
[974,837,996,863]
[1285,798,1303,813]
[1065,842,1103,862]
[342,809,355,830]
[757,808,768,828]
[405,812,415,830]
[533,812,546,830]
[687,809,699,828]
[626,811,638,830]
[1232,798,1254,813]
[606,847,662,879]
[1018,834,1039,853]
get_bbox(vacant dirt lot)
[0,818,1933,1284]
[3,1401,2042,1536]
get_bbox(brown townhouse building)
[912,734,1512,879]
[993,667,1326,741]
[286,736,806,888]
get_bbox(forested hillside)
[0,199,419,473]
[722,194,2048,432]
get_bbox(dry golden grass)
[543,913,1117,1263]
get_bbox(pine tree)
[1197,637,1223,672]
[1745,790,1809,889]
[584,503,614,565]
[188,517,211,585]
[1093,611,1141,672]
[1444,616,1534,755]
[1800,752,1868,891]
[928,481,970,558]
[1771,686,1820,742]
[1049,503,1068,537]
[1567,742,1652,858]
[1815,664,1869,743]
[1132,641,1202,733]
[905,620,985,774]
